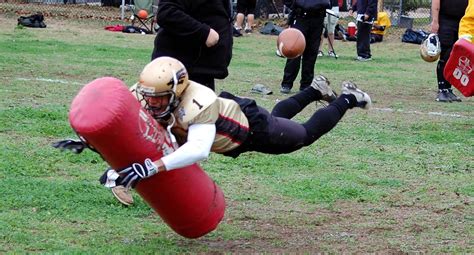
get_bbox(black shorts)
[220,92,307,157]
[236,0,256,15]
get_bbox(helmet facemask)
[137,70,182,120]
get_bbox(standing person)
[349,0,377,61]
[431,0,468,102]
[280,0,329,94]
[151,0,233,91]
[121,0,233,204]
[234,0,256,33]
[318,0,340,58]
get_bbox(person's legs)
[300,14,325,90]
[327,33,336,53]
[235,13,245,30]
[281,57,301,93]
[245,0,256,32]
[235,0,246,30]
[319,15,329,55]
[245,14,255,32]
[248,81,371,155]
[281,23,306,93]
[436,17,462,102]
[356,21,372,59]
[326,8,338,56]
[253,92,358,155]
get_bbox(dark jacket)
[352,0,377,21]
[152,0,233,79]
[440,0,468,20]
[286,0,330,11]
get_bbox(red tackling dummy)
[69,77,225,238]
[444,38,474,97]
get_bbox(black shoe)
[280,86,291,94]
[233,27,242,37]
[436,89,452,102]
[447,89,462,102]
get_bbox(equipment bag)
[444,38,474,97]
[401,28,428,44]
[18,13,46,28]
[260,21,284,35]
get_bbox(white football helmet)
[420,33,441,62]
[136,57,190,119]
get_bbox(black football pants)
[246,87,356,154]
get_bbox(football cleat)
[341,81,372,109]
[447,89,462,102]
[310,75,337,103]
[436,89,452,102]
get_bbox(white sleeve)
[160,123,216,171]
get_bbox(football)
[277,28,306,59]
[137,9,148,19]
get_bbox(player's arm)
[158,123,216,171]
[431,0,440,33]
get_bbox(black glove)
[52,139,86,154]
[116,158,158,189]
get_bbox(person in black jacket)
[151,0,233,91]
[111,0,234,205]
[280,0,328,94]
[349,0,377,61]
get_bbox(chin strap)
[166,113,179,150]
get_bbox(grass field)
[0,14,473,253]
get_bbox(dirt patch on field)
[175,189,472,253]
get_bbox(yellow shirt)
[371,12,391,36]
[459,0,474,42]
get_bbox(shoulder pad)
[174,81,217,123]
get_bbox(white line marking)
[373,107,469,118]
[16,77,83,85]
[13,77,472,119]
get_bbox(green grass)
[0,16,473,253]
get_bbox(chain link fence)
[1,0,432,39]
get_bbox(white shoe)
[317,50,324,57]
[341,81,372,109]
[328,51,338,58]
[310,75,337,103]
[356,56,372,61]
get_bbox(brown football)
[277,28,306,59]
